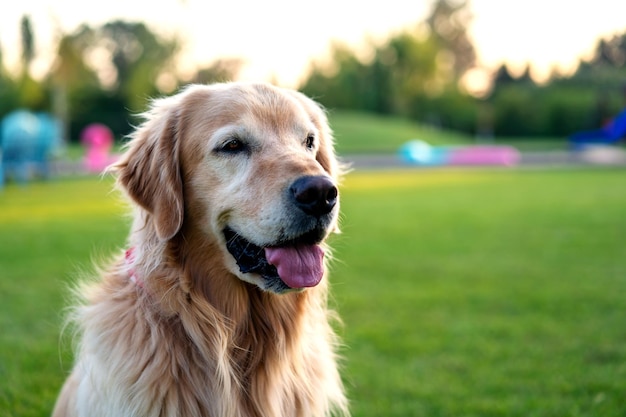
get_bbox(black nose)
[290,176,338,217]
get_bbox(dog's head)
[114,83,341,294]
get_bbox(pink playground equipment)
[81,123,118,173]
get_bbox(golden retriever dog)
[52,82,348,417]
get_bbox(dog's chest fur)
[72,270,341,417]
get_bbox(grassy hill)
[328,110,570,154]
[328,110,471,154]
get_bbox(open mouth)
[223,227,326,292]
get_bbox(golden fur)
[53,82,348,417]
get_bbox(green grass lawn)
[335,167,626,417]
[1,167,625,416]
[0,178,128,416]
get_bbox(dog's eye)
[220,139,247,154]
[305,134,315,150]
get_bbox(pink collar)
[125,247,145,290]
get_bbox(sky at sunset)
[1,0,625,87]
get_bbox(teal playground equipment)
[0,110,62,186]
[400,140,520,166]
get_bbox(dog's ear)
[112,101,184,241]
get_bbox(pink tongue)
[265,245,325,288]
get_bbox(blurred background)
[0,0,625,148]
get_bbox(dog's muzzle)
[224,175,338,293]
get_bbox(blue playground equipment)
[570,108,626,149]
[0,110,62,186]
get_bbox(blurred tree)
[517,64,534,84]
[381,31,440,113]
[192,58,244,84]
[0,41,3,72]
[425,0,476,78]
[20,15,34,77]
[0,43,20,117]
[561,31,626,133]
[14,14,48,111]
[16,76,48,110]
[49,25,102,142]
[572,32,626,86]
[301,42,374,110]
[592,35,626,68]
[492,64,515,88]
[302,0,477,132]
[48,21,180,141]
[51,25,100,93]
[97,20,180,111]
